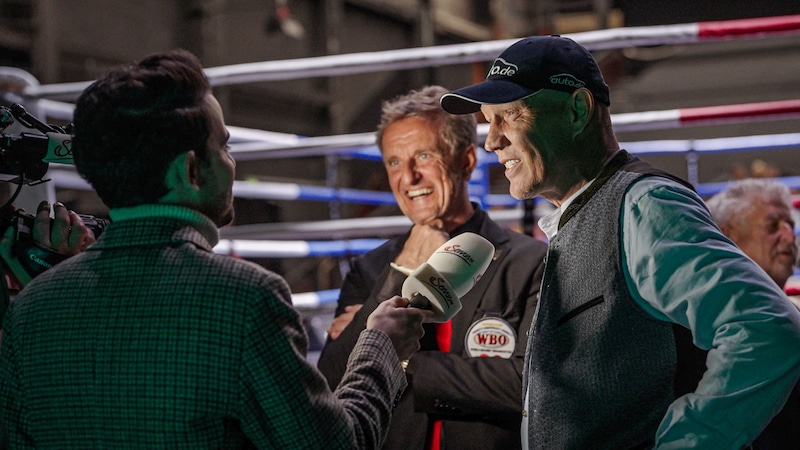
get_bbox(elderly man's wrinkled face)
[380,116,474,230]
[725,195,798,287]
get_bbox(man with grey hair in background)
[318,85,547,449]
[706,178,800,449]
[706,178,798,296]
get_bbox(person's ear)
[569,88,595,137]
[462,144,477,179]
[164,151,201,193]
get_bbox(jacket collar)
[102,204,220,249]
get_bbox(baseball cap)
[440,35,610,115]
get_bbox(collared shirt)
[523,176,800,448]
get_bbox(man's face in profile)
[725,195,797,287]
[196,93,236,228]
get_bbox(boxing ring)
[4,13,800,311]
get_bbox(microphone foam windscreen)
[401,232,495,321]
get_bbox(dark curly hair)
[71,49,212,209]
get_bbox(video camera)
[0,102,109,237]
[0,103,110,319]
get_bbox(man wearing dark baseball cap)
[441,35,800,449]
[441,35,609,114]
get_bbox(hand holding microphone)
[401,232,495,322]
[367,296,432,361]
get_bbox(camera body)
[0,103,110,313]
[0,103,110,241]
[0,103,108,234]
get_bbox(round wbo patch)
[464,317,516,359]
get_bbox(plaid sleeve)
[334,329,407,449]
[236,272,405,449]
[0,304,34,448]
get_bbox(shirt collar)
[538,180,595,240]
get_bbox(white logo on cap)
[488,58,518,77]
[549,73,585,89]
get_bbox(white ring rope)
[19,14,800,99]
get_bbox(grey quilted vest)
[523,151,705,450]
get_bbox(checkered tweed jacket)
[0,209,405,449]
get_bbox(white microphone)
[401,232,495,322]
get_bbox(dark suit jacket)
[318,206,547,450]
